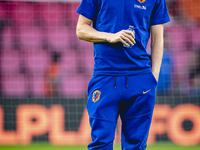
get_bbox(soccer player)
[76,0,170,149]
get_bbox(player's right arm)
[76,14,135,46]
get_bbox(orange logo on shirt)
[138,0,146,3]
[143,89,151,94]
[92,90,101,102]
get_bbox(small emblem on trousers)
[92,90,101,102]
[143,89,151,94]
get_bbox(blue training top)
[76,0,170,75]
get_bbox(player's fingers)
[123,30,135,39]
[121,33,135,45]
[119,37,130,47]
[121,36,134,46]
[122,32,136,44]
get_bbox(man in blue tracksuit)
[76,0,170,149]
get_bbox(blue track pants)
[87,73,157,150]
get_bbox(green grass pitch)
[0,143,200,150]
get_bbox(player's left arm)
[150,24,164,82]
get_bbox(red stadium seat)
[0,3,7,18]
[28,76,45,97]
[41,2,64,27]
[191,27,200,47]
[78,39,93,51]
[83,47,94,74]
[61,75,88,98]
[2,27,14,51]
[25,50,50,76]
[65,2,80,25]
[45,27,71,51]
[19,27,43,51]
[1,51,20,76]
[2,75,26,97]
[168,26,186,52]
[60,51,77,75]
[12,2,35,26]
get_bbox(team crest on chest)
[138,0,146,3]
[92,90,101,102]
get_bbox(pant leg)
[87,75,121,150]
[121,110,154,150]
[88,117,118,150]
[120,73,157,150]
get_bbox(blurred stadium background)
[0,0,200,149]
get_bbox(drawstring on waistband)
[114,76,116,89]
[126,76,128,89]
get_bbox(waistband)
[114,75,128,90]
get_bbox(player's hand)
[106,30,136,47]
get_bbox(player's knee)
[89,119,116,149]
[90,117,116,142]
